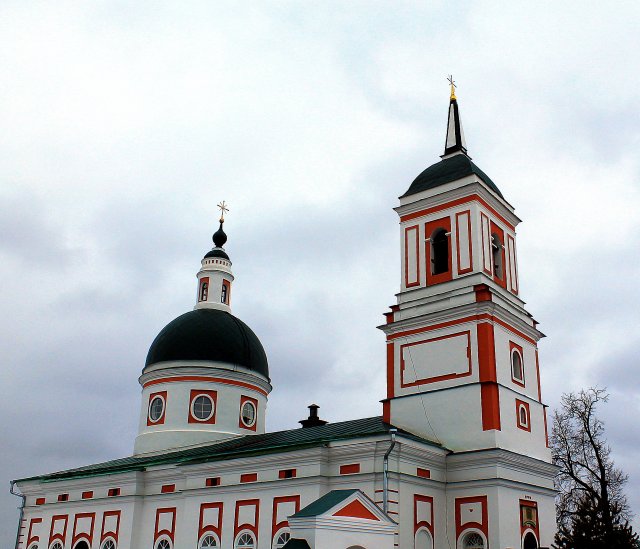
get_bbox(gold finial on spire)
[217,200,229,223]
[447,75,457,100]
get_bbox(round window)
[149,396,165,422]
[241,401,256,427]
[192,394,215,421]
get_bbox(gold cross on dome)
[217,200,229,222]
[447,75,457,100]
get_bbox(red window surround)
[35,497,45,505]
[417,468,431,479]
[206,477,221,487]
[82,491,93,500]
[240,473,258,483]
[239,395,258,432]
[57,494,69,502]
[188,389,218,424]
[510,341,525,387]
[107,488,120,497]
[147,390,167,426]
[516,399,531,432]
[339,463,360,475]
[425,216,453,286]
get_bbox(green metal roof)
[291,489,359,518]
[15,416,441,483]
[401,153,504,199]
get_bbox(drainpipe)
[10,480,25,549]
[382,428,397,514]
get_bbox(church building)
[11,85,557,549]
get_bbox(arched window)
[155,539,171,549]
[27,544,38,549]
[491,233,503,280]
[200,281,209,301]
[523,532,538,549]
[101,540,117,549]
[235,532,256,549]
[221,283,228,304]
[511,349,524,382]
[273,530,291,549]
[463,532,485,549]
[431,229,449,275]
[199,534,219,548]
[73,542,89,549]
[520,405,529,427]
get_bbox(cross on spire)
[217,200,229,223]
[447,75,457,100]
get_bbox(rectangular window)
[81,491,93,499]
[417,468,431,478]
[205,477,221,487]
[57,494,69,502]
[108,488,120,497]
[161,484,175,493]
[278,468,297,479]
[35,497,45,505]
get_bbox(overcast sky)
[1,1,640,544]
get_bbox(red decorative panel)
[520,499,540,543]
[333,500,379,521]
[478,321,501,431]
[101,511,121,544]
[154,507,177,543]
[516,399,531,432]
[339,463,360,475]
[199,502,223,541]
[72,512,95,546]
[272,496,300,540]
[188,389,218,424]
[405,224,421,288]
[240,473,258,483]
[48,515,68,546]
[414,495,434,534]
[417,468,431,479]
[455,496,488,538]
[239,395,258,432]
[425,216,453,285]
[147,390,167,426]
[161,484,176,494]
[510,341,526,387]
[27,518,42,547]
[234,499,260,538]
[82,491,93,499]
[35,497,45,505]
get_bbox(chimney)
[299,404,328,428]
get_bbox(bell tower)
[380,83,550,461]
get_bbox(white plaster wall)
[493,325,540,402]
[134,376,267,454]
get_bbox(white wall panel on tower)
[456,211,472,274]
[405,225,420,287]
[401,332,471,385]
[481,213,492,273]
[507,234,518,293]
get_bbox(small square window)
[206,477,221,487]
[108,488,120,497]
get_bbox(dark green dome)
[145,309,269,379]
[402,154,503,199]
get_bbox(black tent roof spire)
[442,75,468,158]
